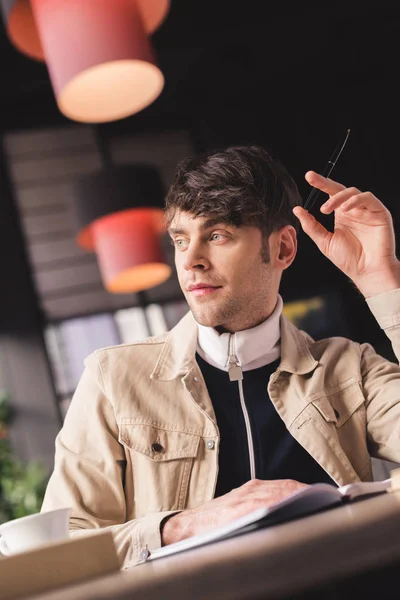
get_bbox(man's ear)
[275,226,297,270]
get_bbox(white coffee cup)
[0,507,71,556]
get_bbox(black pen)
[304,128,351,211]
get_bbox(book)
[146,478,393,562]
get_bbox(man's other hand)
[161,478,307,546]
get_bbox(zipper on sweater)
[227,335,256,480]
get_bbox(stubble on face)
[183,250,274,333]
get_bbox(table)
[29,491,400,600]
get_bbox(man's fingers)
[293,206,332,255]
[305,170,347,197]
[319,187,361,214]
[321,190,389,217]
[338,191,389,214]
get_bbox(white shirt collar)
[196,295,283,371]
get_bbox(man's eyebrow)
[168,227,185,236]
[201,218,233,230]
[168,219,233,236]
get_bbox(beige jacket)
[42,289,400,569]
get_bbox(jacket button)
[206,440,215,450]
[151,443,163,453]
[139,548,150,561]
[334,409,340,419]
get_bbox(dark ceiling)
[0,2,399,149]
[1,1,399,224]
[0,2,398,199]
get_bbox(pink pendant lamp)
[29,0,167,122]
[0,0,169,59]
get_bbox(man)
[42,145,400,569]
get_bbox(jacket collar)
[151,310,318,381]
[197,295,282,371]
[151,311,199,381]
[279,315,319,374]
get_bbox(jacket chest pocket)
[118,423,200,518]
[312,381,370,478]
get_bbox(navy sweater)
[196,354,335,497]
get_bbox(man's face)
[168,210,296,332]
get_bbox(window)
[45,300,189,418]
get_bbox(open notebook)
[146,478,393,562]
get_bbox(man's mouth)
[187,283,222,296]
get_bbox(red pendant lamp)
[0,0,169,59]
[91,209,170,294]
[72,164,172,294]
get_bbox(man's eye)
[210,233,224,241]
[173,239,187,249]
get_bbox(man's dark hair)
[165,145,302,250]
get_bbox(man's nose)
[183,244,210,271]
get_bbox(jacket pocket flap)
[312,382,365,427]
[312,397,338,423]
[119,424,200,461]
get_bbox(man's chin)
[189,308,219,329]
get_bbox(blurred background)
[0,0,398,518]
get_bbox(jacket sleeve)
[41,352,178,569]
[366,288,400,362]
[362,289,400,462]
